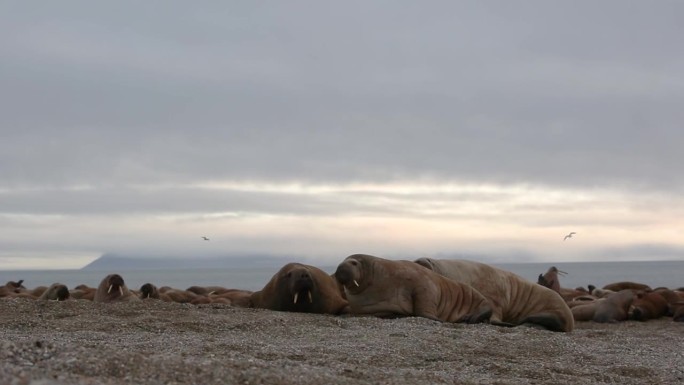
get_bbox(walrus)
[138,283,199,303]
[573,289,635,323]
[209,289,253,308]
[93,274,140,303]
[250,262,349,314]
[38,283,70,301]
[629,290,669,321]
[537,266,566,293]
[335,254,492,323]
[70,284,96,300]
[602,281,651,292]
[186,286,235,296]
[0,280,26,298]
[415,257,574,332]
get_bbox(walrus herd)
[2,255,683,332]
[537,266,684,324]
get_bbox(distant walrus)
[70,284,96,301]
[537,266,565,293]
[94,274,140,303]
[415,257,573,332]
[335,254,492,323]
[0,280,26,298]
[210,289,253,308]
[572,289,635,323]
[629,290,669,321]
[602,281,651,292]
[186,286,235,296]
[139,283,200,303]
[38,283,70,301]
[250,262,349,314]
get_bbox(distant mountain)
[81,253,296,271]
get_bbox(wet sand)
[1,299,683,385]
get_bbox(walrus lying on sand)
[571,289,634,323]
[335,254,492,324]
[94,274,140,303]
[415,258,574,332]
[38,283,70,301]
[602,281,651,292]
[250,263,349,314]
[629,290,669,321]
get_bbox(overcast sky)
[2,1,684,269]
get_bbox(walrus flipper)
[519,313,565,332]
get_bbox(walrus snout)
[286,268,316,304]
[107,274,125,296]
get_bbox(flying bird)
[563,232,576,241]
[201,236,210,241]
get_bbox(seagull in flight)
[563,232,576,241]
[201,236,210,241]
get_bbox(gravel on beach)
[1,299,682,385]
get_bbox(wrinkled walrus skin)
[250,263,349,315]
[335,254,492,324]
[415,258,574,332]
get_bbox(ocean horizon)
[2,260,682,292]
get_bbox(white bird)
[563,232,576,241]
[201,236,210,241]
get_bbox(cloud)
[1,2,684,267]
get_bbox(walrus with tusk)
[93,273,140,303]
[250,262,349,314]
[335,254,493,324]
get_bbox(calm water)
[2,260,683,291]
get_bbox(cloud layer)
[1,2,684,267]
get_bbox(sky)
[1,1,684,269]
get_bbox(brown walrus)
[537,266,566,293]
[250,262,349,314]
[602,281,651,292]
[415,257,574,332]
[572,289,635,323]
[0,280,26,298]
[93,274,140,303]
[70,284,96,300]
[629,290,670,321]
[209,289,253,307]
[38,283,70,301]
[335,254,492,323]
[139,283,200,303]
[186,286,236,296]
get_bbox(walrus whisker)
[354,280,360,287]
[307,290,312,303]
[108,284,113,294]
[294,293,299,304]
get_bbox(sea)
[1,260,682,292]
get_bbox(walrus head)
[5,280,26,293]
[414,257,436,271]
[140,283,159,299]
[49,284,70,301]
[283,265,316,305]
[334,254,371,293]
[102,274,126,298]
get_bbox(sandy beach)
[1,298,682,385]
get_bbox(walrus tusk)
[119,287,124,296]
[354,280,360,287]
[146,293,150,299]
[108,284,113,294]
[307,291,312,303]
[294,293,299,304]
